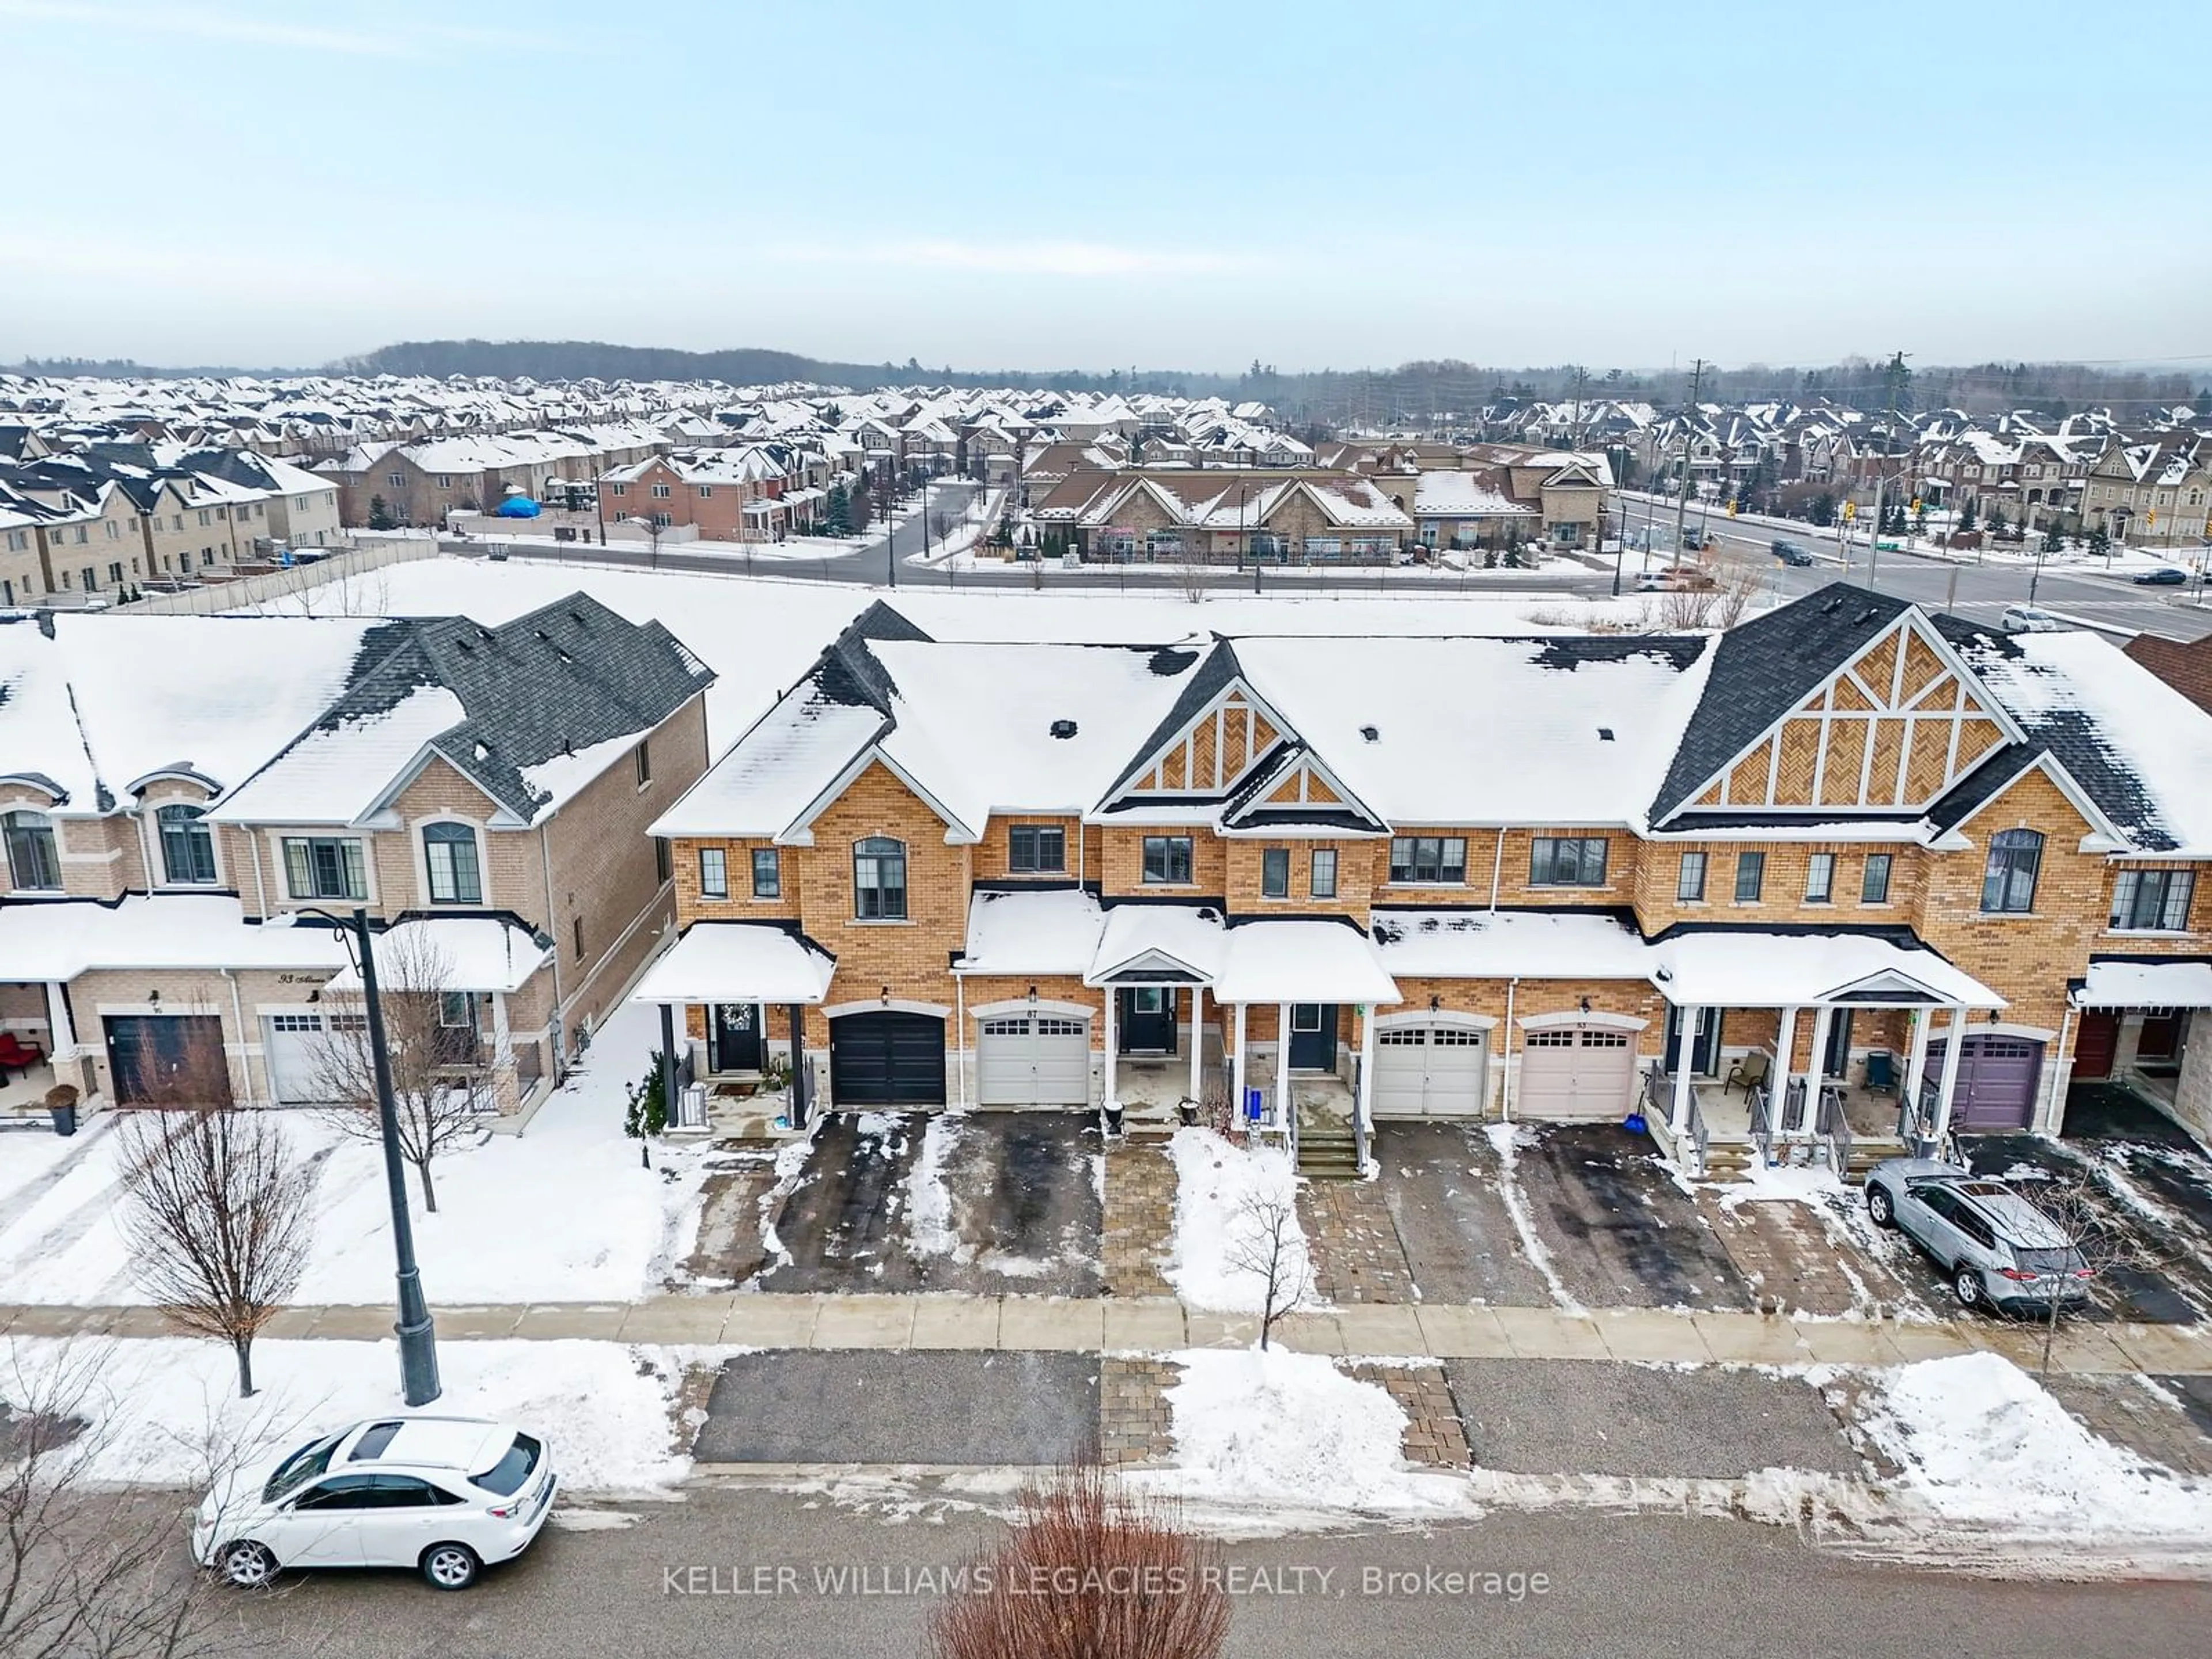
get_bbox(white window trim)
[264,827,377,908]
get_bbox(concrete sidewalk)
[4,1295,2206,1375]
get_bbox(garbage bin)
[50,1101,77,1137]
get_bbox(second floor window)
[752,848,781,898]
[1530,836,1607,887]
[854,836,907,919]
[2111,868,2194,932]
[2,810,60,891]
[422,823,482,904]
[1676,850,1707,902]
[1862,853,1893,904]
[1734,851,1766,903]
[699,847,728,899]
[1009,824,1065,873]
[1981,828,2042,914]
[1142,835,1193,885]
[1310,848,1338,899]
[283,835,367,901]
[1261,847,1290,899]
[634,741,652,787]
[1805,852,1835,904]
[1390,835,1466,884]
[157,804,217,884]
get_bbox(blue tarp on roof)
[494,497,541,518]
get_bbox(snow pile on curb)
[1858,1353,2212,1537]
[1152,1349,1460,1513]
[1161,1128,1307,1313]
[1,1335,692,1493]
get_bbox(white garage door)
[1372,1024,1489,1117]
[976,1013,1092,1107]
[1515,1026,1637,1120]
[262,1012,329,1105]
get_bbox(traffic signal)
[1843,500,1856,520]
[1910,497,1921,512]
[1726,501,1737,518]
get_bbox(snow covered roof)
[2072,959,2212,1009]
[1650,929,2003,1009]
[955,887,1106,976]
[1371,908,1654,980]
[1210,919,1400,1006]
[630,923,837,1005]
[0,895,353,980]
[1086,903,1229,985]
[322,915,551,995]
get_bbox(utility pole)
[1866,472,1886,591]
[1671,358,1705,565]
[353,907,441,1407]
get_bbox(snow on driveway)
[0,996,713,1308]
[1,1334,691,1493]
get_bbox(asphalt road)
[229,1484,2212,1659]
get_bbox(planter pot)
[1176,1099,1199,1128]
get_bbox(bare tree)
[2018,1171,2166,1377]
[927,1464,1229,1659]
[310,931,492,1214]
[0,1340,275,1658]
[1176,551,1210,605]
[116,1095,312,1400]
[1224,1189,1312,1351]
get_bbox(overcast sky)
[3,0,2206,374]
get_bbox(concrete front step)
[1298,1132,1361,1181]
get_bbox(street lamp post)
[314,907,441,1406]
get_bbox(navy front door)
[1289,1004,1338,1070]
[1662,1005,1720,1075]
[709,1003,763,1073]
[1119,988,1177,1054]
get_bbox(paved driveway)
[1373,1122,1552,1305]
[1506,1124,1752,1310]
[748,1112,1102,1297]
[694,1351,1100,1464]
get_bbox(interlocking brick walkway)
[1099,1355,1179,1467]
[1101,1142,1177,1298]
[1298,1180,1417,1304]
[1345,1361,1472,1467]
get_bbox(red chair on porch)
[0,1033,46,1077]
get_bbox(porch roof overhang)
[630,923,837,1007]
[2071,959,2212,1010]
[1209,919,1402,1007]
[325,916,551,996]
[1649,930,2005,1010]
[1082,902,1227,988]
[953,887,1104,978]
[0,893,352,981]
[1370,908,1652,980]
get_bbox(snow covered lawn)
[1,1334,691,1492]
[0,997,712,1308]
[1850,1352,2212,1541]
[1160,1128,1309,1314]
[1138,1349,1463,1517]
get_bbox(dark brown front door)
[2073,1012,2118,1079]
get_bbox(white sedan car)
[193,1416,556,1590]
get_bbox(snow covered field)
[0,997,712,1308]
[0,1334,690,1493]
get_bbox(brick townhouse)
[0,593,713,1116]
[634,584,2212,1173]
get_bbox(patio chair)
[1722,1050,1770,1097]
[0,1033,44,1076]
[1862,1049,1897,1094]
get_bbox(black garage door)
[830,1011,946,1107]
[103,1014,233,1107]
[1927,1035,2043,1131]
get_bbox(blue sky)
[2,0,2206,372]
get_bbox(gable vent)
[1359,725,1380,743]
[1049,719,1078,740]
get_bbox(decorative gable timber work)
[1121,684,1280,797]
[1677,612,2019,815]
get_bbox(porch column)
[1188,984,1206,1103]
[1101,987,1119,1111]
[658,1002,680,1131]
[787,1003,807,1128]
[1355,1005,1376,1169]
[44,979,76,1057]
[1930,1005,1968,1142]
[1231,1001,1248,1121]
[1669,1003,1697,1134]
[492,993,514,1075]
[1801,1006,1835,1135]
[1772,1005,1798,1141]
[1903,1007,1933,1119]
[1275,1002,1293,1143]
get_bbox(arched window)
[423,821,483,904]
[156,803,217,885]
[1980,828,2043,914]
[853,836,907,920]
[2,810,59,891]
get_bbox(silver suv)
[1863,1158,2093,1315]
